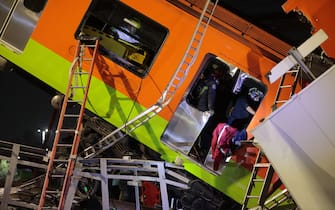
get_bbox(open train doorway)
[161,53,267,173]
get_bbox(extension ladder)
[269,30,329,110]
[271,67,300,111]
[82,0,219,159]
[38,36,100,210]
[241,149,274,210]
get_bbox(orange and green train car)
[1,0,334,207]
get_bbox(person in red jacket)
[211,122,238,171]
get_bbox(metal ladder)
[82,0,219,159]
[242,149,275,210]
[38,37,100,210]
[271,67,300,111]
[270,35,329,111]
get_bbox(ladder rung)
[255,163,271,168]
[51,174,65,178]
[64,114,80,118]
[57,144,73,147]
[71,86,86,89]
[247,195,260,199]
[59,128,76,132]
[41,206,58,209]
[279,85,292,88]
[53,159,68,163]
[74,71,89,75]
[275,100,288,104]
[46,190,60,194]
[68,99,83,103]
[253,178,264,182]
[82,44,97,47]
[174,77,181,81]
[183,61,190,66]
[186,54,193,59]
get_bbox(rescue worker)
[192,73,217,113]
[211,122,237,171]
[227,78,265,128]
[189,62,230,162]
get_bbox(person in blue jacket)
[189,64,225,114]
[227,85,264,127]
[195,73,217,113]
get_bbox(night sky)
[0,62,56,148]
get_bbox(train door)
[161,54,235,155]
[161,53,267,173]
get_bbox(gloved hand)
[218,147,226,155]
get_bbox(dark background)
[218,0,312,46]
[0,61,56,147]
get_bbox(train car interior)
[75,0,169,78]
[161,53,267,173]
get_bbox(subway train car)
[1,0,334,209]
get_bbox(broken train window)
[75,0,168,78]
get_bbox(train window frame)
[161,53,267,172]
[75,0,169,78]
[186,54,267,127]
